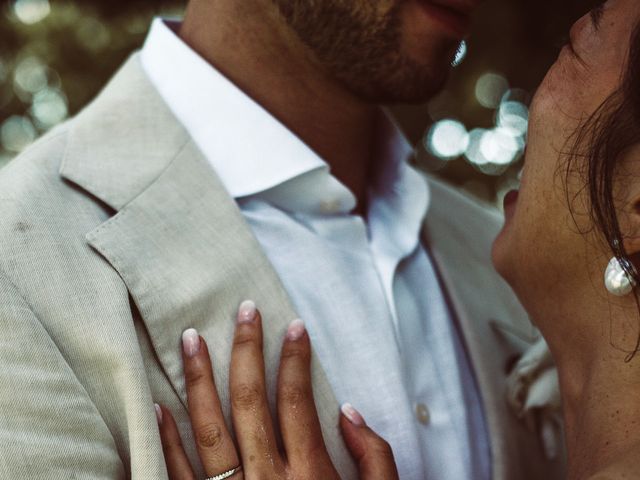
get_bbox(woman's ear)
[618,151,640,257]
[621,196,640,258]
[620,202,640,281]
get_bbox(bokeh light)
[463,122,526,175]
[12,0,51,25]
[76,17,111,52]
[479,127,523,166]
[426,119,469,160]
[13,56,48,97]
[498,99,529,138]
[1,116,37,152]
[464,128,491,166]
[425,69,531,181]
[475,72,509,109]
[30,88,68,129]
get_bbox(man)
[0,0,563,479]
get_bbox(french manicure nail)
[238,300,257,324]
[182,328,200,358]
[341,403,366,427]
[286,319,306,341]
[154,403,163,425]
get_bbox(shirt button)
[415,403,430,426]
[319,198,342,214]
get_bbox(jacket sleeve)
[0,271,124,479]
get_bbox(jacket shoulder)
[0,120,113,290]
[425,172,502,230]
[422,172,504,262]
[0,122,72,197]
[421,171,541,339]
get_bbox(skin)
[492,0,640,478]
[156,307,399,479]
[179,0,478,214]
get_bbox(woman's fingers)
[160,303,385,480]
[181,328,241,478]
[230,301,284,474]
[277,320,337,475]
[340,405,400,480]
[155,403,196,480]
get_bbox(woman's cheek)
[533,55,591,126]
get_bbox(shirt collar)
[141,18,429,258]
[141,18,326,199]
[368,115,430,262]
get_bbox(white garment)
[141,18,490,480]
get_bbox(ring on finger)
[205,465,243,480]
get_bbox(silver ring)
[205,465,242,480]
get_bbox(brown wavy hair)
[565,24,640,361]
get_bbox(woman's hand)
[154,301,399,479]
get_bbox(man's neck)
[180,0,379,214]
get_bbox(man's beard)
[270,0,454,104]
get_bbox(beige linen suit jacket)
[0,54,564,479]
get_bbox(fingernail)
[341,403,366,427]
[182,328,200,358]
[237,300,257,324]
[154,403,163,425]
[286,319,306,341]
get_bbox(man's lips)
[428,0,479,17]
[416,0,476,37]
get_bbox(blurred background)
[0,0,601,206]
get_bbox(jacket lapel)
[422,178,563,480]
[59,53,358,478]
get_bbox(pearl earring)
[604,257,636,296]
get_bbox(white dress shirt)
[141,18,490,480]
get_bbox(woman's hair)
[566,23,640,360]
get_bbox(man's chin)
[397,71,449,104]
[354,62,450,105]
[382,46,458,104]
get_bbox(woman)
[155,0,640,478]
